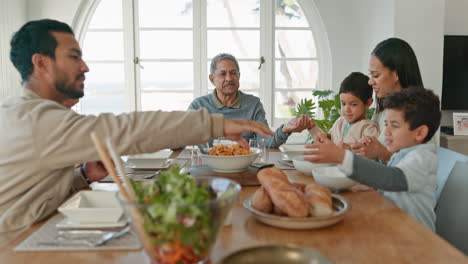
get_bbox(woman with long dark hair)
[351,38,424,162]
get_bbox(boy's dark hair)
[383,87,441,143]
[10,19,74,83]
[339,72,373,103]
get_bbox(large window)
[79,0,324,126]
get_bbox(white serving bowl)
[312,166,357,191]
[279,145,312,161]
[58,191,123,223]
[199,147,261,173]
[292,156,334,176]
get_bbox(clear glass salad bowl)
[119,170,241,264]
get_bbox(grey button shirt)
[188,90,289,148]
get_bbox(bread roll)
[273,204,287,216]
[257,168,309,218]
[292,182,306,193]
[251,187,273,213]
[305,183,333,217]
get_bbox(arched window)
[74,0,331,127]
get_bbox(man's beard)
[55,78,84,99]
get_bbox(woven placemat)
[14,214,141,251]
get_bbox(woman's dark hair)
[372,38,424,111]
[383,87,441,143]
[10,19,74,83]
[339,72,373,103]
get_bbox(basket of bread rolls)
[243,168,348,229]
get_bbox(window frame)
[72,0,332,128]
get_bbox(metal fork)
[39,226,131,247]
[90,225,131,247]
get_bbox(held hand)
[282,114,312,134]
[308,117,316,129]
[83,161,108,182]
[303,143,346,164]
[350,136,391,162]
[314,132,331,144]
[223,119,275,149]
[337,142,351,150]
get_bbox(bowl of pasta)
[199,144,261,173]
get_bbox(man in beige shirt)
[0,19,273,247]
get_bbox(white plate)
[56,216,127,229]
[125,158,173,170]
[127,150,172,160]
[243,194,348,229]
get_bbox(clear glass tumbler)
[249,138,267,163]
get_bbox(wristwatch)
[80,166,92,184]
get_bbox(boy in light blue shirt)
[304,88,441,231]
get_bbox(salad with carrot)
[130,167,227,264]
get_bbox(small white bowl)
[58,191,123,223]
[279,145,315,161]
[292,156,334,176]
[199,147,261,173]
[312,166,357,191]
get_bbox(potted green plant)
[291,90,340,133]
[291,90,375,142]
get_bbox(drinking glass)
[190,145,204,166]
[249,138,267,163]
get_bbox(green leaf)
[366,107,376,120]
[293,89,342,133]
[291,98,316,118]
[312,90,333,99]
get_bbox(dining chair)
[435,147,468,201]
[435,160,468,255]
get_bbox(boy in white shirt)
[304,88,441,231]
[309,72,379,148]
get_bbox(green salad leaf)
[129,167,218,255]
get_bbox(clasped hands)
[282,114,315,134]
[305,135,391,164]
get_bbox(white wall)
[394,0,445,97]
[27,0,82,26]
[441,0,468,126]
[0,0,27,98]
[445,0,468,35]
[354,0,394,73]
[314,0,370,90]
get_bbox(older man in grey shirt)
[189,53,313,148]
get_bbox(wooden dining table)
[1,149,466,264]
